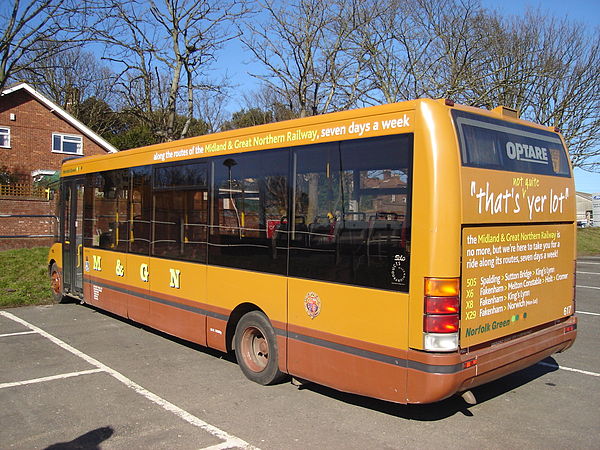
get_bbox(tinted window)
[155,162,207,189]
[83,169,130,251]
[152,162,208,262]
[453,110,571,177]
[209,150,289,274]
[290,134,413,291]
[130,166,152,255]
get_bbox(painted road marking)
[0,369,104,389]
[537,361,600,378]
[577,285,600,290]
[0,331,36,338]
[0,310,258,450]
[577,262,600,265]
[577,311,600,316]
[576,271,599,275]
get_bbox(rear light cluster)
[423,278,460,352]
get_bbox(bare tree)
[352,0,483,103]
[471,10,600,171]
[0,0,86,90]
[352,0,599,171]
[242,0,367,117]
[22,47,116,111]
[92,0,248,142]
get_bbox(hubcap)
[240,326,269,372]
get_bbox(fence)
[0,184,50,200]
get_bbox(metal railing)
[0,184,50,200]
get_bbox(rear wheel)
[234,311,286,385]
[50,263,66,303]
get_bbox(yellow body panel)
[148,258,207,303]
[288,278,409,349]
[206,266,287,324]
[48,243,62,269]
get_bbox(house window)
[52,133,83,155]
[0,127,10,148]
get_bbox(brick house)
[0,83,118,250]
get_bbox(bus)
[48,99,577,404]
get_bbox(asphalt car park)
[1,257,599,449]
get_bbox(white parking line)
[0,311,258,450]
[578,262,600,265]
[576,271,599,275]
[577,285,600,290]
[577,311,600,316]
[537,361,600,377]
[0,331,36,338]
[0,369,104,389]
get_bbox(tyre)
[50,262,66,303]
[234,311,286,385]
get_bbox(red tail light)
[424,315,459,333]
[424,278,460,335]
[425,296,459,314]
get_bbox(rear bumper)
[405,316,577,403]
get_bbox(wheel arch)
[226,302,265,352]
[48,259,57,276]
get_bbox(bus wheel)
[50,263,65,303]
[234,311,285,385]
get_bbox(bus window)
[84,169,130,251]
[152,161,208,262]
[209,149,289,274]
[129,166,152,255]
[290,134,413,291]
[453,110,571,176]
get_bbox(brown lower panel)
[276,335,287,374]
[288,338,408,404]
[288,323,409,361]
[207,317,227,351]
[149,300,207,347]
[405,316,577,403]
[83,280,207,347]
[127,291,149,324]
[85,282,128,318]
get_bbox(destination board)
[461,224,574,347]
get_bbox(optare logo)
[506,141,549,164]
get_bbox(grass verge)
[0,247,53,308]
[577,227,600,256]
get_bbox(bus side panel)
[206,266,288,370]
[83,248,128,317]
[125,253,150,324]
[148,258,207,347]
[287,278,409,402]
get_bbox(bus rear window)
[453,110,571,177]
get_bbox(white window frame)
[52,133,83,155]
[0,127,10,148]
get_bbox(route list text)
[461,224,574,347]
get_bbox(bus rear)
[409,104,577,403]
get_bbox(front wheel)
[50,263,66,303]
[234,311,286,385]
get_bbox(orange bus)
[48,99,577,404]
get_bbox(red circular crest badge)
[304,292,321,319]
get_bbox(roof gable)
[1,82,118,153]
